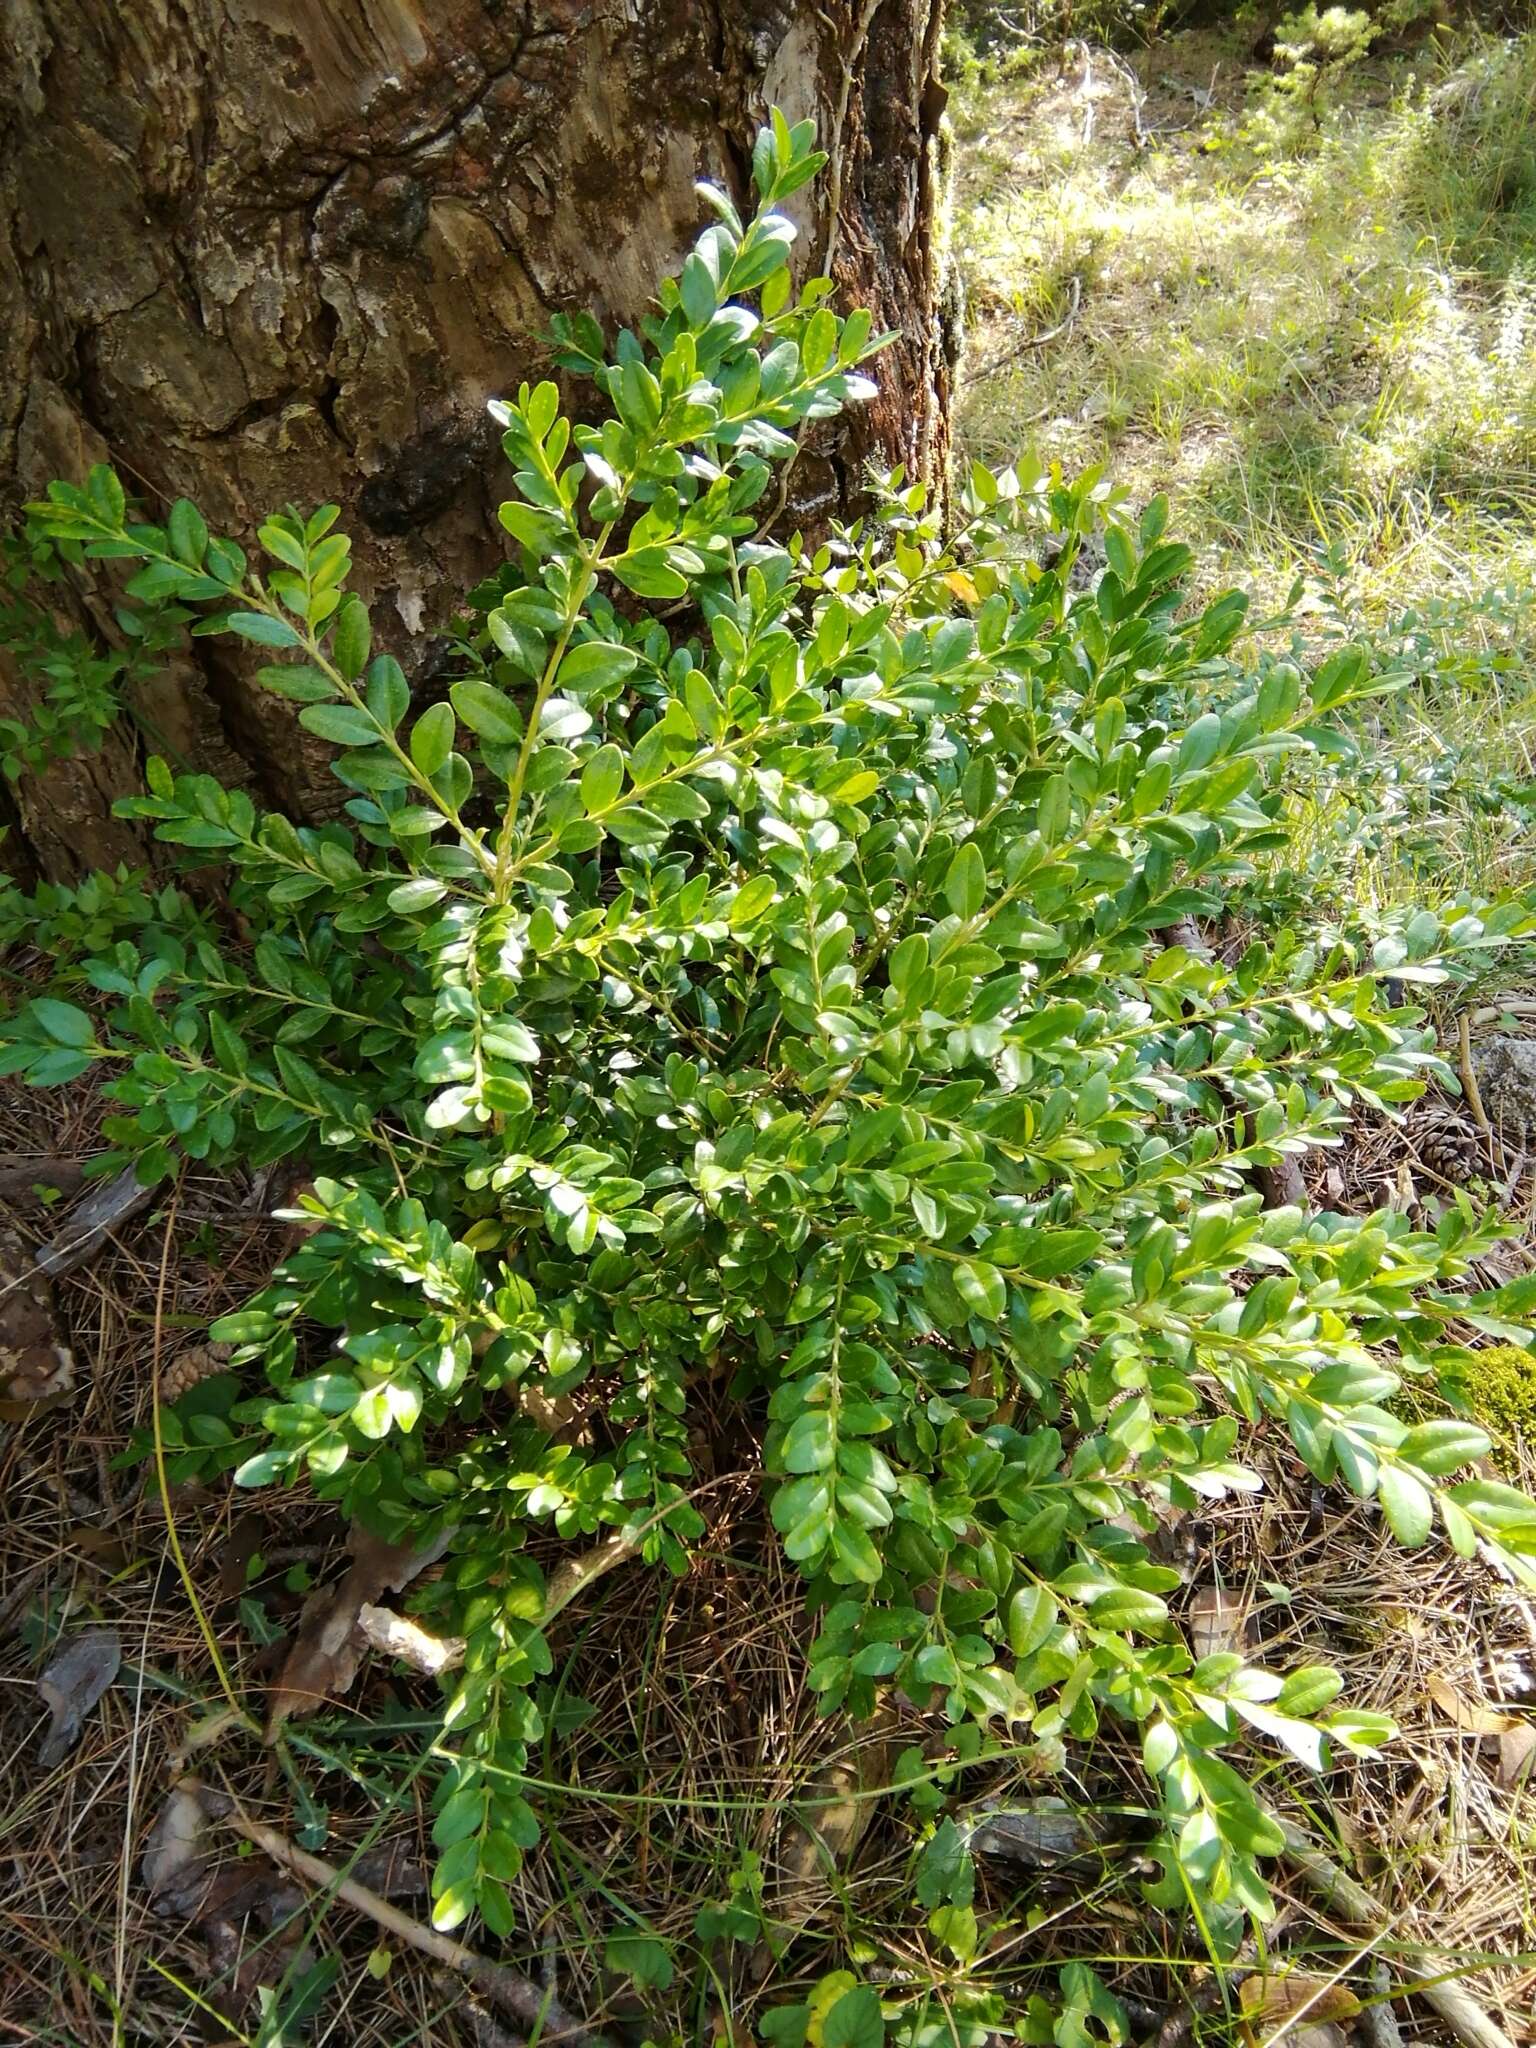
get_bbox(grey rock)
[1472,1036,1536,1140]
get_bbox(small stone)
[1472,1035,1536,1140]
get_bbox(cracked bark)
[0,0,949,879]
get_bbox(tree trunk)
[0,0,951,880]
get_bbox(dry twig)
[201,1791,612,2048]
[1460,1012,1495,1144]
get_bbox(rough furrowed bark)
[0,0,949,876]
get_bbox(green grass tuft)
[951,17,1536,901]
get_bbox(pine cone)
[1409,1107,1487,1187]
[159,1341,233,1403]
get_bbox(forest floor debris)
[1,1069,1534,2043]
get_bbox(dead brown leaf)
[1426,1672,1518,1735]
[1497,1721,1536,1788]
[968,1796,1106,1869]
[69,1525,131,1573]
[36,1627,120,1766]
[706,2014,758,2048]
[215,1512,266,1605]
[1188,1584,1250,1661]
[350,1841,427,1897]
[141,1781,307,2006]
[0,1387,75,1422]
[0,1153,86,1201]
[142,1782,215,1916]
[1239,1973,1362,2027]
[266,1522,451,1737]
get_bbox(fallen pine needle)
[150,1199,255,1735]
[1277,1819,1518,2048]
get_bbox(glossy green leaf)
[450,680,523,745]
[299,703,379,747]
[944,841,986,919]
